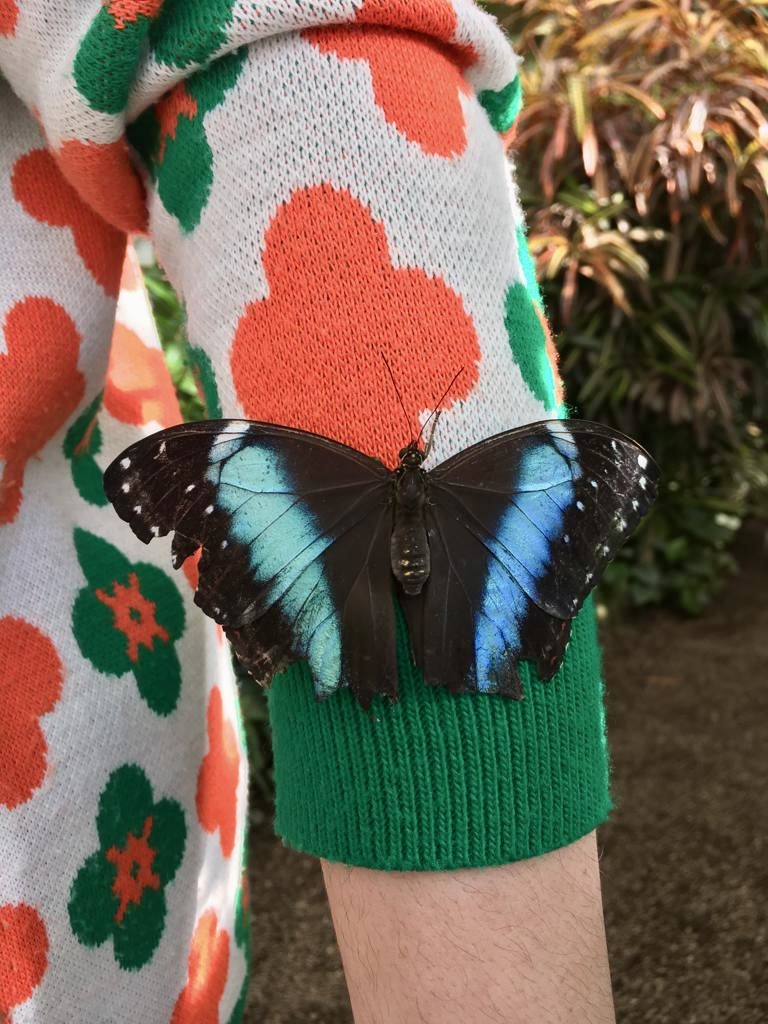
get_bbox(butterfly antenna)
[380,352,413,441]
[416,367,464,450]
[422,410,442,460]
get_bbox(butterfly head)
[398,442,425,469]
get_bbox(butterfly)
[103,417,659,710]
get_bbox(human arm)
[0,3,615,1020]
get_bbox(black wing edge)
[103,419,390,543]
[429,418,659,483]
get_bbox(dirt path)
[244,533,767,1023]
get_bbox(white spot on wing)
[638,454,648,468]
[120,457,131,469]
[639,476,647,489]
[133,505,142,514]
[204,505,214,515]
[121,483,130,493]
[576,500,585,511]
[185,484,196,493]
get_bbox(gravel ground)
[244,531,768,1023]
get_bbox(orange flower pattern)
[0,297,85,524]
[0,618,63,809]
[95,572,171,664]
[107,0,164,31]
[106,815,161,923]
[0,0,18,36]
[170,910,230,1024]
[196,687,240,858]
[230,183,479,466]
[305,0,476,157]
[12,148,125,296]
[56,139,147,233]
[104,322,181,429]
[0,904,49,1022]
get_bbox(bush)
[483,0,768,612]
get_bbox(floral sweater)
[0,2,609,1021]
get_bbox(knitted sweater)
[0,3,609,1021]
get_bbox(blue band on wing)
[474,432,577,691]
[208,438,342,695]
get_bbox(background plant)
[482,0,768,611]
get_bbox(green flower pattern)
[149,0,238,68]
[73,1,164,115]
[504,280,559,411]
[189,344,223,418]
[515,225,545,308]
[68,764,186,970]
[128,47,248,232]
[226,872,252,1024]
[63,392,109,507]
[478,76,523,134]
[71,528,185,715]
[227,692,252,1024]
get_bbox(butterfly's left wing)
[401,419,659,697]
[103,420,397,708]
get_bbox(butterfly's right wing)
[402,420,658,697]
[103,420,397,707]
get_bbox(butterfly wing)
[103,420,396,707]
[402,419,659,696]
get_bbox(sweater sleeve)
[0,0,610,919]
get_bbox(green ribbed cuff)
[266,596,611,871]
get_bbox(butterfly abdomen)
[391,464,430,596]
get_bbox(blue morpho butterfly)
[103,386,659,711]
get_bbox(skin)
[321,830,615,1024]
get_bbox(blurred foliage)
[483,0,768,612]
[141,260,207,422]
[235,656,274,815]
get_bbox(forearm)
[323,832,615,1024]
